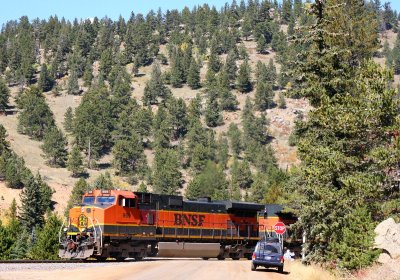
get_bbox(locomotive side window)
[119,197,136,208]
[96,196,116,205]
[83,196,95,204]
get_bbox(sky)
[1,1,400,26]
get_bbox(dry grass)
[285,261,338,280]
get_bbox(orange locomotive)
[59,189,269,260]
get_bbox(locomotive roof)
[217,201,265,211]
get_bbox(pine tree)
[112,132,147,176]
[83,60,93,87]
[187,58,201,89]
[17,86,55,140]
[216,135,229,168]
[227,123,242,157]
[0,78,10,113]
[255,81,274,110]
[277,92,286,109]
[29,214,62,260]
[256,35,267,54]
[67,145,85,177]
[41,127,68,167]
[142,62,170,105]
[205,90,223,127]
[236,60,252,93]
[241,16,252,40]
[91,172,114,190]
[67,70,80,95]
[186,161,228,200]
[231,158,253,189]
[19,175,46,232]
[63,107,74,133]
[152,148,181,195]
[38,64,54,92]
[225,50,238,82]
[65,178,88,213]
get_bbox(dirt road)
[0,259,292,280]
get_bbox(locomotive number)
[174,214,205,226]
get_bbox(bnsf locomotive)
[59,189,296,260]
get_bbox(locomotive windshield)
[96,196,116,205]
[83,196,95,204]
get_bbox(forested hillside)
[0,0,399,268]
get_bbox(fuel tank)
[157,242,221,258]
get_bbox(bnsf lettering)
[174,214,205,226]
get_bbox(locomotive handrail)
[94,218,103,249]
[58,217,67,243]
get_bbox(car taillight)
[280,256,284,263]
[252,253,256,260]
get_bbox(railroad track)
[0,260,86,264]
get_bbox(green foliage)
[205,90,223,127]
[63,107,74,133]
[143,62,171,105]
[72,86,114,160]
[231,158,252,189]
[187,57,201,89]
[227,123,242,157]
[0,78,10,112]
[236,59,252,93]
[277,92,286,109]
[91,172,114,190]
[38,64,54,92]
[329,206,379,270]
[41,127,68,167]
[112,132,147,177]
[254,81,274,110]
[65,178,88,214]
[67,70,80,95]
[19,175,47,231]
[152,148,181,195]
[186,161,228,200]
[29,214,62,260]
[67,145,85,177]
[17,86,55,140]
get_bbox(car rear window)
[258,243,281,254]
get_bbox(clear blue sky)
[1,1,400,26]
[0,0,228,25]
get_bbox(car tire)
[251,263,257,271]
[278,266,284,273]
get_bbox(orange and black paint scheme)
[59,190,297,260]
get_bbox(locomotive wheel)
[217,256,225,260]
[202,257,209,260]
[134,257,143,261]
[232,257,240,260]
[95,257,108,262]
[116,257,126,262]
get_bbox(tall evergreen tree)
[0,78,10,113]
[236,59,252,93]
[38,64,54,92]
[63,107,74,133]
[254,81,274,110]
[67,145,85,177]
[205,90,223,127]
[67,70,80,95]
[19,175,46,232]
[17,86,55,140]
[187,57,201,89]
[152,148,181,195]
[142,62,170,105]
[41,127,68,167]
[65,178,88,214]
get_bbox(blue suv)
[251,238,284,273]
